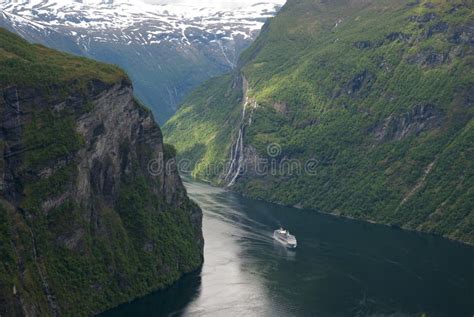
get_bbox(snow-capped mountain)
[1,0,282,50]
[0,0,285,122]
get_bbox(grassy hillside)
[0,29,127,90]
[0,28,203,316]
[164,0,474,244]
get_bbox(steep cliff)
[0,28,203,316]
[164,0,473,244]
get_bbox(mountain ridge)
[164,0,474,244]
[0,0,285,122]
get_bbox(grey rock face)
[427,22,449,38]
[373,104,443,142]
[449,23,474,46]
[353,40,372,49]
[1,79,198,212]
[346,70,375,96]
[0,78,203,316]
[385,32,411,42]
[407,48,447,66]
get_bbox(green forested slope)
[164,0,474,244]
[0,29,203,316]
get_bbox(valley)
[0,0,285,122]
[164,0,474,245]
[0,0,473,316]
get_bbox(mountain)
[164,0,474,244]
[0,28,203,316]
[0,0,284,123]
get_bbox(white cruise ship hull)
[273,231,297,249]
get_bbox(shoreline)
[183,174,474,248]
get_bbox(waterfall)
[224,77,258,187]
[226,125,244,187]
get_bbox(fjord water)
[103,179,474,317]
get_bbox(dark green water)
[102,179,474,317]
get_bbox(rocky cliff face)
[0,28,203,316]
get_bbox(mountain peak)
[1,0,285,46]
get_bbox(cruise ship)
[273,228,297,249]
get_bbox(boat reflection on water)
[272,239,296,261]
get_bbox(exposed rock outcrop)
[354,40,372,49]
[385,32,411,42]
[372,104,443,142]
[346,70,375,96]
[0,60,203,316]
[407,48,448,66]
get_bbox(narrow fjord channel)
[103,179,474,317]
